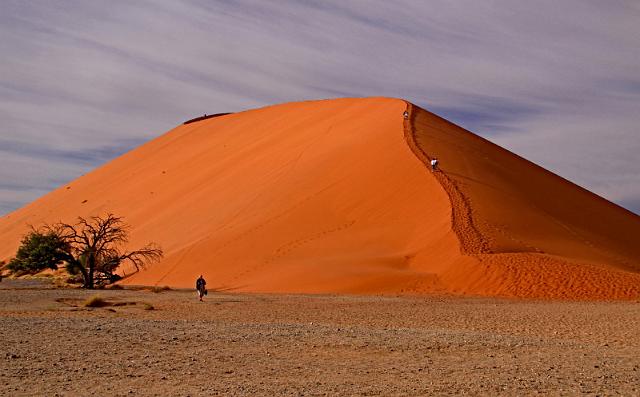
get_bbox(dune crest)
[1,97,639,299]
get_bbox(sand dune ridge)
[1,97,639,299]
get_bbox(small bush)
[83,295,108,308]
[8,230,68,274]
[148,285,171,293]
[142,303,154,310]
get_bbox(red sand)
[1,98,639,299]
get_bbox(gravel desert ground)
[2,280,639,396]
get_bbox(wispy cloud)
[1,0,639,214]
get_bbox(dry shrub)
[143,303,154,310]
[83,295,109,308]
[148,285,171,293]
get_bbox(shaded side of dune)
[183,113,232,125]
[404,102,640,299]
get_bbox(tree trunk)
[87,253,95,289]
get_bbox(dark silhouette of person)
[196,275,207,301]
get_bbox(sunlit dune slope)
[1,97,639,299]
[0,98,460,294]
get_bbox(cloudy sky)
[1,0,639,215]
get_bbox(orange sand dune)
[1,97,639,299]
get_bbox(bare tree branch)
[42,213,163,288]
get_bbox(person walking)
[196,275,207,302]
[431,157,439,171]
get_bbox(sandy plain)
[2,279,639,396]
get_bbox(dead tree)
[51,214,162,288]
